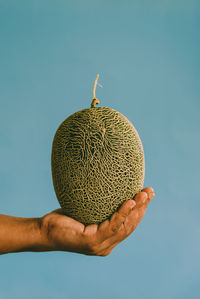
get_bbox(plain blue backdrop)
[0,1,200,298]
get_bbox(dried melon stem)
[91,74,100,108]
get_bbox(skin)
[0,187,155,256]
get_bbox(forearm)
[0,214,50,254]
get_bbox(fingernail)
[149,192,155,200]
[142,193,148,203]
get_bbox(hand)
[41,187,155,256]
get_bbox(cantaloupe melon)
[51,75,145,225]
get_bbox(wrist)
[13,217,55,253]
[12,217,50,253]
[21,217,43,252]
[31,217,54,252]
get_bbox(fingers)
[125,188,155,234]
[98,199,136,238]
[141,187,155,200]
[82,187,155,256]
[134,191,148,208]
[82,200,134,242]
[111,199,136,227]
[111,194,147,240]
[97,219,109,233]
[133,188,155,212]
[83,224,98,235]
[94,187,155,254]
[98,188,155,240]
[124,203,146,235]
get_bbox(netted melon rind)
[51,107,145,225]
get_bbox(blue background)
[0,1,200,298]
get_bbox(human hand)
[40,187,155,256]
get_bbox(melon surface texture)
[51,106,145,225]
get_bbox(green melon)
[51,77,145,226]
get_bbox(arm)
[0,187,155,256]
[0,215,47,254]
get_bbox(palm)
[41,187,155,256]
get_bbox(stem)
[91,74,100,108]
[93,74,99,99]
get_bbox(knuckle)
[134,210,139,218]
[119,210,128,218]
[117,222,129,239]
[115,211,125,220]
[120,221,126,231]
[110,212,118,222]
[111,224,120,234]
